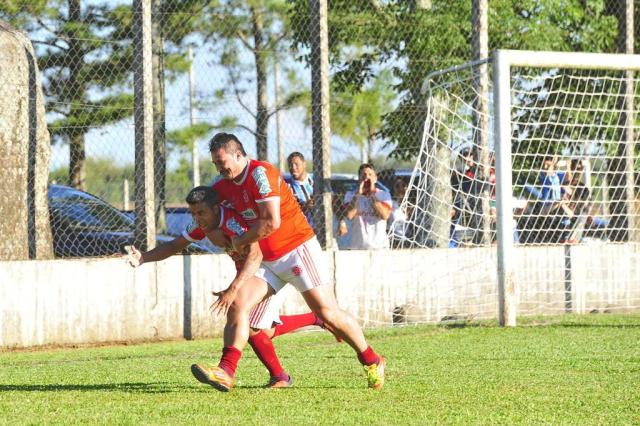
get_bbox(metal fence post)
[133,0,156,251]
[310,0,333,249]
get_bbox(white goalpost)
[390,50,640,326]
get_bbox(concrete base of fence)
[1,243,639,348]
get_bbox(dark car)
[48,184,213,257]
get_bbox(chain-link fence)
[0,0,638,259]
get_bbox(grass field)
[1,314,639,425]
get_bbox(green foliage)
[50,158,134,208]
[0,314,639,424]
[167,123,215,151]
[330,70,395,154]
[289,0,622,160]
[165,158,218,205]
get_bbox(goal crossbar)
[495,49,640,71]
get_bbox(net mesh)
[384,58,640,325]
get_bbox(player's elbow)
[268,216,281,232]
[259,217,280,237]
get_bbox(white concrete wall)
[1,243,639,348]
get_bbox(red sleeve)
[182,222,205,242]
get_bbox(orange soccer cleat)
[191,364,234,392]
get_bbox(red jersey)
[212,159,315,261]
[182,205,249,271]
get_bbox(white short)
[262,237,331,293]
[248,288,288,329]
[249,266,284,329]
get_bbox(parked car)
[48,184,214,257]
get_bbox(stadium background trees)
[0,0,135,191]
[290,0,622,161]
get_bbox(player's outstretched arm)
[124,236,191,267]
[211,241,263,315]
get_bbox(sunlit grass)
[1,314,639,425]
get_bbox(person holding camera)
[339,163,393,250]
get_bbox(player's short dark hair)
[186,186,219,206]
[287,151,304,164]
[208,132,247,156]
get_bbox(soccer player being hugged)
[124,186,332,389]
[197,132,385,391]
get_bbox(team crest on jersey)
[240,208,257,220]
[292,265,302,276]
[225,217,245,236]
[185,221,198,234]
[252,166,271,196]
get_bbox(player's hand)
[306,197,315,210]
[366,178,375,195]
[210,286,238,316]
[123,245,143,267]
[337,220,348,237]
[358,180,366,195]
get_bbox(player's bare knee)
[318,307,340,329]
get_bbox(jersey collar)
[233,159,251,186]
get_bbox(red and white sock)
[357,346,380,366]
[273,312,319,337]
[218,346,242,377]
[248,331,286,378]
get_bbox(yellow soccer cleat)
[364,356,386,390]
[191,364,234,392]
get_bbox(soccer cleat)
[191,364,234,392]
[265,374,293,389]
[364,356,386,390]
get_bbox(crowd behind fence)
[0,0,639,259]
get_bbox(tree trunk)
[472,0,491,245]
[252,5,269,161]
[0,21,53,260]
[68,133,86,189]
[427,95,452,248]
[152,0,166,233]
[606,0,635,242]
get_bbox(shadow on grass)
[545,323,640,329]
[0,382,199,394]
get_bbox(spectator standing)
[284,152,315,228]
[341,163,393,249]
[450,148,486,245]
[539,156,565,201]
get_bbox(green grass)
[1,314,639,425]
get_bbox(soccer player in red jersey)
[195,132,385,391]
[125,186,329,389]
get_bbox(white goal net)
[385,50,640,326]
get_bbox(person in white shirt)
[339,163,393,249]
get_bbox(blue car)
[48,184,214,257]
